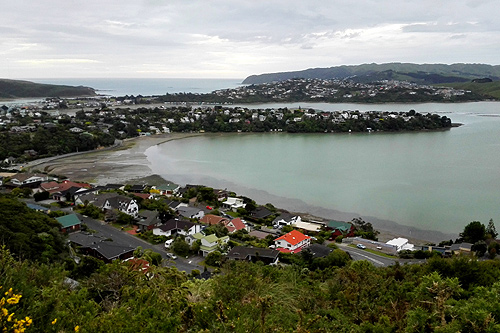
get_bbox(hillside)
[0,79,96,98]
[242,63,500,85]
[439,81,500,99]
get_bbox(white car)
[356,244,366,249]
[166,252,177,260]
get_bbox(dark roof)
[272,212,295,223]
[128,184,147,192]
[251,206,273,219]
[227,246,279,261]
[105,184,124,189]
[159,219,196,232]
[166,200,183,209]
[307,243,334,258]
[137,210,159,226]
[68,233,136,261]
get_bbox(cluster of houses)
[212,78,472,101]
[3,171,478,267]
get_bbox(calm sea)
[27,78,243,96]
[146,101,500,240]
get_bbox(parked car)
[164,239,174,249]
[166,252,177,260]
[356,244,366,249]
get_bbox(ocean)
[27,78,244,97]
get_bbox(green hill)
[0,79,96,98]
[439,81,500,99]
[242,63,500,85]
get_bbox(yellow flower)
[8,312,15,322]
[2,307,8,316]
[52,318,58,325]
[75,325,80,332]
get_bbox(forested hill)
[0,79,96,98]
[242,63,500,85]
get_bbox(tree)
[172,238,190,257]
[486,219,498,239]
[459,221,486,244]
[205,251,222,267]
[34,191,50,202]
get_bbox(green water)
[146,102,500,236]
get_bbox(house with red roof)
[201,214,230,226]
[274,230,311,253]
[225,217,247,233]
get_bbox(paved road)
[77,214,205,273]
[339,243,398,267]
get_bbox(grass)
[225,210,239,218]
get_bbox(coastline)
[29,132,455,244]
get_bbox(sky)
[1,0,499,79]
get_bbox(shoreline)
[29,131,455,244]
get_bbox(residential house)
[325,220,356,240]
[75,193,139,217]
[154,183,180,196]
[186,232,205,247]
[274,230,311,253]
[40,180,91,202]
[272,212,302,227]
[153,218,202,237]
[69,233,136,263]
[201,214,230,226]
[213,189,229,201]
[225,218,247,233]
[386,237,415,252]
[199,233,230,256]
[226,246,279,265]
[136,210,161,232]
[56,214,82,233]
[176,206,205,220]
[9,173,48,188]
[26,203,50,213]
[447,242,473,256]
[222,197,246,212]
[251,206,273,220]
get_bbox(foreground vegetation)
[4,244,500,332]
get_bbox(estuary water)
[146,102,500,239]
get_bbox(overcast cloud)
[1,0,498,79]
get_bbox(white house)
[386,237,415,252]
[272,212,302,227]
[153,219,202,237]
[222,197,246,212]
[274,230,311,253]
[10,173,48,186]
[176,206,205,220]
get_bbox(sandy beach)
[28,133,203,185]
[27,132,455,244]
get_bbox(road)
[77,214,205,274]
[339,243,398,267]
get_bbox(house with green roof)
[154,183,180,196]
[199,234,230,257]
[56,214,81,233]
[325,220,355,240]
